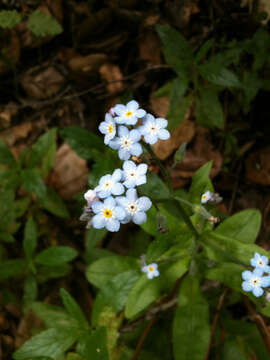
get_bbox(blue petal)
[109,139,120,150]
[142,266,148,273]
[138,196,152,211]
[114,116,126,124]
[136,175,146,186]
[97,189,111,199]
[105,113,113,122]
[126,188,137,202]
[262,255,269,265]
[261,276,270,287]
[99,174,111,185]
[127,100,139,110]
[242,281,252,292]
[242,270,252,281]
[111,182,124,196]
[129,129,141,143]
[121,215,132,224]
[99,122,108,134]
[254,268,264,277]
[137,163,147,175]
[250,258,257,267]
[130,143,142,157]
[91,201,104,214]
[125,116,138,126]
[112,169,122,182]
[92,214,105,229]
[135,109,146,118]
[118,126,129,137]
[119,148,130,160]
[124,179,136,188]
[104,196,115,208]
[116,196,129,208]
[106,219,120,232]
[253,287,264,297]
[144,133,157,145]
[123,160,136,172]
[114,104,126,115]
[156,118,168,128]
[133,211,147,225]
[158,129,170,140]
[114,206,126,220]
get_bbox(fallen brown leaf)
[49,144,89,200]
[246,146,270,186]
[139,31,161,65]
[99,64,124,94]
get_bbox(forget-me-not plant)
[91,196,126,232]
[142,263,160,279]
[114,100,146,125]
[250,252,270,273]
[116,188,152,225]
[98,113,116,144]
[139,114,170,145]
[109,126,142,160]
[95,169,124,198]
[242,268,270,297]
[122,160,148,188]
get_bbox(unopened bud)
[266,292,270,302]
[109,107,115,117]
[84,190,98,205]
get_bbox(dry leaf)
[0,122,32,147]
[49,144,89,200]
[246,146,270,185]
[99,63,124,93]
[150,96,170,118]
[0,103,18,130]
[139,31,161,65]
[21,66,65,100]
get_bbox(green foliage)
[35,246,78,266]
[27,10,63,37]
[23,216,38,260]
[0,10,22,28]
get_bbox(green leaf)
[27,128,57,168]
[222,338,249,360]
[154,81,172,97]
[146,238,169,263]
[0,190,15,231]
[215,209,261,244]
[196,88,224,129]
[140,172,170,201]
[0,259,27,281]
[22,169,47,199]
[0,233,15,243]
[14,197,31,218]
[198,63,241,88]
[0,10,22,29]
[85,228,107,251]
[37,188,70,218]
[200,231,270,265]
[23,216,38,260]
[37,264,71,282]
[188,161,213,204]
[32,302,78,328]
[60,127,105,160]
[92,270,139,326]
[167,94,191,131]
[27,10,63,37]
[195,39,215,63]
[88,154,118,188]
[23,274,38,309]
[35,246,78,266]
[13,327,79,360]
[0,140,17,166]
[78,328,109,360]
[156,24,192,77]
[173,276,210,360]
[60,288,89,329]
[86,255,138,289]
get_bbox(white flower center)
[258,260,264,266]
[149,124,158,135]
[127,202,138,214]
[128,171,137,180]
[251,277,261,287]
[121,136,131,149]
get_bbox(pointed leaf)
[35,246,78,266]
[60,288,89,329]
[23,216,38,259]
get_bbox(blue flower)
[201,191,212,204]
[122,160,148,188]
[98,113,116,144]
[116,188,152,225]
[92,196,126,232]
[95,169,124,198]
[241,268,270,297]
[139,114,170,145]
[142,263,159,279]
[250,253,270,273]
[109,126,142,160]
[114,100,146,126]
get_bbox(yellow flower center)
[104,209,112,218]
[126,111,133,117]
[148,266,154,272]
[202,195,207,200]
[105,182,110,188]
[108,124,113,133]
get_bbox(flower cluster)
[201,191,222,204]
[82,100,171,232]
[242,253,270,297]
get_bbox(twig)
[243,295,270,354]
[204,289,229,360]
[131,318,155,360]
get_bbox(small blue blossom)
[122,160,148,188]
[98,113,116,144]
[116,188,152,225]
[109,126,142,160]
[114,100,146,126]
[241,268,270,297]
[92,196,126,232]
[250,253,270,273]
[142,263,159,279]
[95,169,124,198]
[201,191,212,204]
[139,114,170,145]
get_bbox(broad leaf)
[60,288,89,329]
[198,63,241,88]
[0,259,27,281]
[146,237,169,263]
[35,246,78,266]
[196,88,223,129]
[37,188,70,218]
[60,127,105,160]
[86,255,138,289]
[0,10,21,29]
[23,274,38,309]
[27,10,63,37]
[22,169,47,199]
[173,276,210,360]
[0,139,17,166]
[214,209,261,244]
[188,162,213,204]
[78,328,109,360]
[13,327,79,360]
